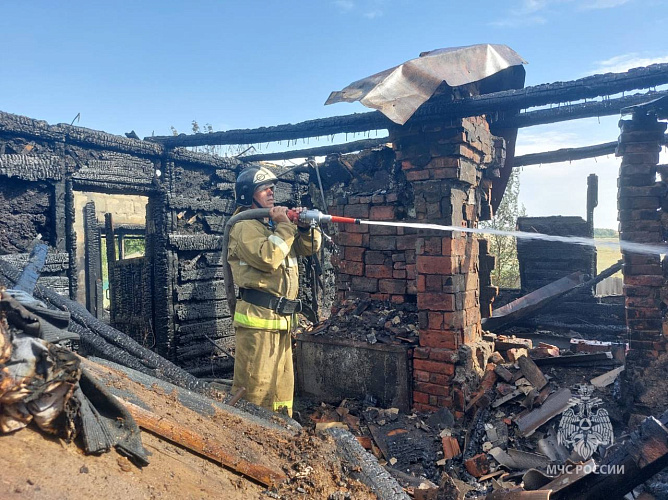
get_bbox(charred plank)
[146,64,668,147]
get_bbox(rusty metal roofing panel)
[325,44,527,125]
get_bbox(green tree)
[594,228,618,238]
[480,168,526,289]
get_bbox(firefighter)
[228,166,321,416]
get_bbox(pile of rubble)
[309,299,419,345]
[295,333,668,499]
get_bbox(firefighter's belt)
[239,288,303,316]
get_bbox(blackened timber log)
[241,137,390,162]
[514,141,617,167]
[495,89,668,129]
[168,196,236,214]
[54,180,67,251]
[483,272,586,331]
[514,132,668,167]
[176,344,220,361]
[516,318,627,337]
[168,233,225,251]
[146,64,668,147]
[325,427,410,500]
[167,147,238,170]
[0,111,164,156]
[148,113,393,148]
[179,267,227,282]
[1,252,70,274]
[176,318,234,340]
[0,258,211,395]
[174,300,230,322]
[0,154,64,181]
[175,281,228,301]
[179,331,234,346]
[185,359,234,376]
[65,178,78,300]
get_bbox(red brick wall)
[330,191,415,304]
[618,113,668,366]
[329,117,498,415]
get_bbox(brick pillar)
[392,117,494,415]
[617,112,667,367]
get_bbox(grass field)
[596,237,622,277]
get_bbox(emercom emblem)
[557,384,613,460]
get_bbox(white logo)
[557,384,613,460]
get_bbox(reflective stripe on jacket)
[228,216,321,329]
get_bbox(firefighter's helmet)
[235,166,278,207]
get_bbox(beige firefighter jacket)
[228,217,321,330]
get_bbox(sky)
[2,0,668,229]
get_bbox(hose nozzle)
[287,209,359,225]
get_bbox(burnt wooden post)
[65,178,78,301]
[149,174,176,360]
[53,178,67,252]
[587,173,599,288]
[83,201,103,318]
[104,213,116,326]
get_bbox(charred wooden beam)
[185,359,234,376]
[153,112,393,148]
[148,192,178,360]
[0,154,65,181]
[53,179,67,251]
[0,112,241,173]
[174,300,230,322]
[168,196,236,214]
[168,233,225,251]
[515,133,668,167]
[241,136,390,162]
[175,281,228,302]
[179,266,226,283]
[497,90,668,129]
[65,178,78,300]
[514,142,616,167]
[0,257,210,394]
[146,64,668,147]
[176,320,234,342]
[0,111,164,156]
[71,154,156,193]
[117,397,287,488]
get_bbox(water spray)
[288,209,668,257]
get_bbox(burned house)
[2,44,668,498]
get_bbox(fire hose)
[222,208,357,318]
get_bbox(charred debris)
[1,49,668,498]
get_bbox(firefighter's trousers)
[232,326,293,416]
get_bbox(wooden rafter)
[514,133,668,167]
[496,89,668,129]
[145,64,668,147]
[240,136,390,162]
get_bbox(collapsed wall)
[0,111,317,376]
